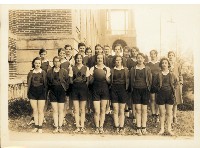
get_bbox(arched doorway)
[112,39,127,50]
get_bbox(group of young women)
[27,42,183,136]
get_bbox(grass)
[9,108,194,137]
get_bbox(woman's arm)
[89,67,94,84]
[105,67,111,84]
[68,66,73,84]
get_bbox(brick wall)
[8,9,109,80]
[8,37,17,79]
[9,9,72,36]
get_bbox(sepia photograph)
[1,3,200,148]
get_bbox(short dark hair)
[39,48,47,55]
[95,44,102,50]
[64,44,72,50]
[123,46,130,52]
[32,57,41,68]
[74,53,84,64]
[104,45,110,49]
[150,49,158,56]
[168,51,176,57]
[130,46,139,52]
[137,52,146,59]
[95,53,104,63]
[159,57,171,69]
[53,56,60,62]
[113,44,122,51]
[113,55,124,66]
[85,47,92,54]
[78,43,86,49]
[58,48,65,55]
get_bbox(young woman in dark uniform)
[130,53,152,136]
[69,53,90,133]
[28,49,51,126]
[153,58,178,136]
[27,57,47,133]
[47,56,69,133]
[89,54,111,134]
[110,55,129,134]
[146,50,160,123]
[127,47,140,124]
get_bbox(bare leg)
[172,103,177,123]
[58,103,65,127]
[93,101,100,128]
[158,105,165,134]
[150,93,156,115]
[119,103,126,127]
[141,105,147,128]
[38,100,45,126]
[73,100,80,128]
[135,104,142,128]
[80,101,86,128]
[166,104,174,135]
[30,99,38,132]
[100,100,108,127]
[51,102,58,127]
[112,103,119,127]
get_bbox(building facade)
[8,9,136,79]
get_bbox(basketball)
[94,69,106,81]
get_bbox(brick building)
[8,9,136,80]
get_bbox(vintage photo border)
[1,4,200,148]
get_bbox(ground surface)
[9,109,194,138]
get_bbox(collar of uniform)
[149,60,159,64]
[95,64,106,69]
[33,68,42,73]
[65,56,73,60]
[42,59,48,62]
[60,58,67,63]
[136,65,145,70]
[76,64,84,69]
[162,70,169,75]
[131,58,137,62]
[53,67,60,72]
[114,66,124,70]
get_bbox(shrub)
[178,70,194,111]
[8,98,52,119]
[8,98,32,119]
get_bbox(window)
[108,10,128,35]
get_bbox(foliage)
[8,98,32,119]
